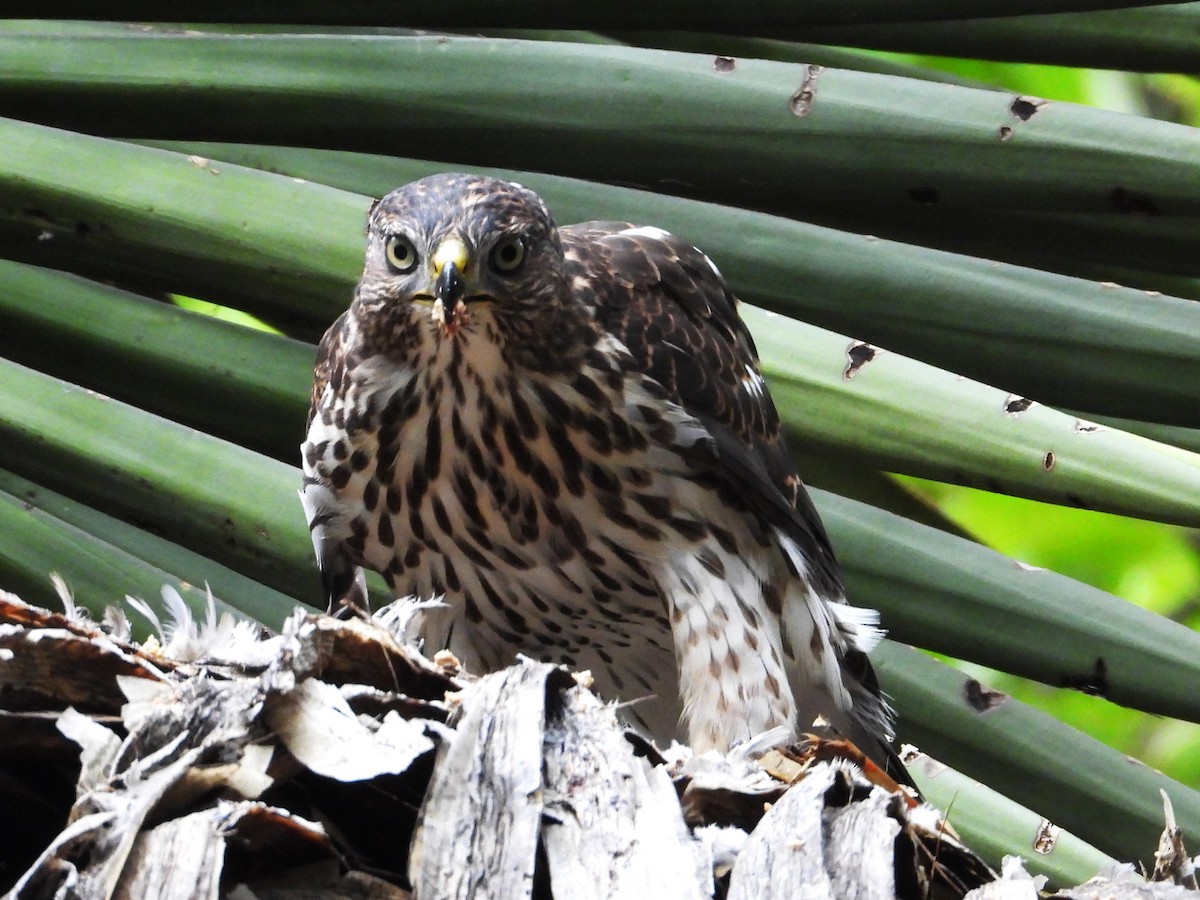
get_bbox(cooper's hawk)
[301,173,902,774]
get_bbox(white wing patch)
[771,526,891,744]
[827,601,885,653]
[741,363,766,398]
[617,226,724,280]
[775,530,883,657]
[620,225,672,241]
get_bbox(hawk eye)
[490,236,526,273]
[385,234,419,273]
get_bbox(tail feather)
[298,484,368,613]
[773,527,911,787]
[842,650,915,789]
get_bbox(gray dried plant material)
[411,661,710,900]
[113,808,230,900]
[55,706,121,797]
[963,857,1045,899]
[101,672,276,814]
[724,758,988,900]
[8,745,207,899]
[114,670,263,763]
[691,824,750,882]
[371,596,450,648]
[264,678,434,781]
[336,682,455,724]
[0,592,457,898]
[1153,791,1198,889]
[228,870,413,899]
[824,787,905,900]
[674,728,792,831]
[270,606,464,702]
[541,679,710,899]
[1050,869,1200,899]
[117,802,338,900]
[16,671,281,895]
[0,589,169,714]
[410,663,559,899]
[125,586,284,668]
[2,591,1007,900]
[726,763,847,899]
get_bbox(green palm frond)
[0,10,1197,884]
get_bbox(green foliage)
[0,8,1197,880]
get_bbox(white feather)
[741,363,766,398]
[619,225,671,241]
[658,544,795,752]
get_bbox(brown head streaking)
[302,173,905,778]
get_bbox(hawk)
[301,173,902,774]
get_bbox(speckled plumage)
[301,173,900,772]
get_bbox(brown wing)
[307,310,348,430]
[303,310,369,610]
[560,222,842,598]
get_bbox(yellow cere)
[432,237,469,276]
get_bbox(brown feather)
[561,223,842,596]
[308,310,348,429]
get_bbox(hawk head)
[354,173,578,352]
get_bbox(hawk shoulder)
[307,310,348,429]
[560,222,842,596]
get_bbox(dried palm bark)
[0,589,1186,899]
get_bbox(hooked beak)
[430,237,468,327]
[434,260,465,308]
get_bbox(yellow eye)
[385,235,419,273]
[490,236,525,273]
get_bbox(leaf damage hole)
[1042,451,1055,470]
[843,341,879,380]
[23,208,105,239]
[1073,419,1102,434]
[907,186,939,205]
[23,207,57,226]
[713,56,736,73]
[1062,657,1109,697]
[1111,186,1160,216]
[964,679,1007,713]
[789,65,823,117]
[187,154,221,175]
[998,125,1013,141]
[1009,96,1047,121]
[1004,395,1033,417]
[1033,820,1061,855]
